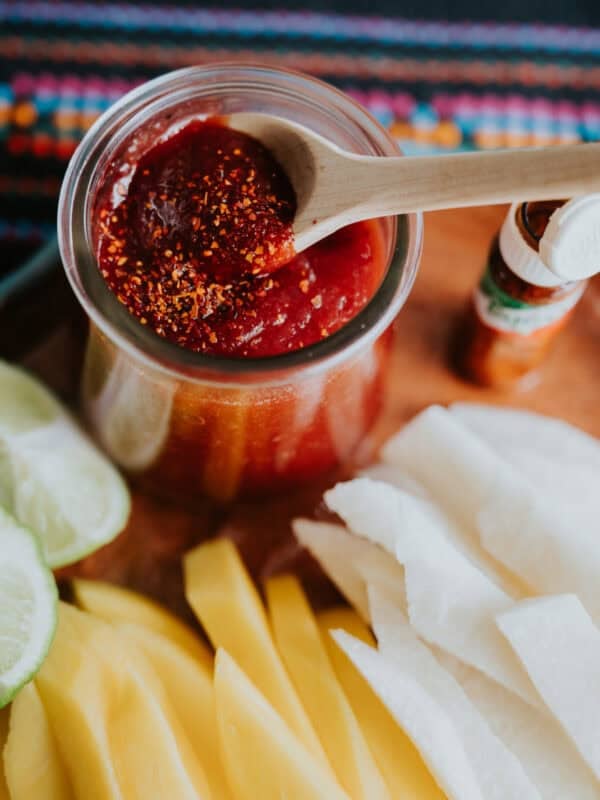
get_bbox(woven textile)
[2,0,600,270]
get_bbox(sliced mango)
[4,682,73,799]
[317,608,446,800]
[35,605,123,800]
[115,622,231,799]
[214,649,349,800]
[0,705,9,800]
[184,539,328,768]
[71,578,210,667]
[37,603,212,800]
[266,575,390,800]
[105,636,212,800]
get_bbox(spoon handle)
[345,142,600,217]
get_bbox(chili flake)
[93,118,387,358]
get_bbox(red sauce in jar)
[94,119,386,357]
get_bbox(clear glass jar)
[58,64,422,504]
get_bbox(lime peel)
[0,507,57,708]
[0,361,131,568]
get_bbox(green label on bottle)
[473,267,584,335]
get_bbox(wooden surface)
[23,206,600,619]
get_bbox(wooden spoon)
[229,112,600,253]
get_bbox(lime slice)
[0,361,130,568]
[0,507,57,708]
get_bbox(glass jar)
[58,64,422,504]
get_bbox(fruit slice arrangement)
[2,399,600,799]
[0,541,445,799]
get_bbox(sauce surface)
[95,119,386,357]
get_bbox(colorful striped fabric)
[1,1,600,272]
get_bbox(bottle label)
[473,268,585,336]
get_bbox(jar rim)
[58,63,423,386]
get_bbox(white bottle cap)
[539,195,600,282]
[499,204,565,287]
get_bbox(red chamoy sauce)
[89,117,391,503]
[94,119,386,357]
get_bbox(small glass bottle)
[459,198,597,389]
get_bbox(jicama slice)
[381,405,520,530]
[325,477,524,597]
[496,449,600,517]
[325,478,440,558]
[478,492,600,620]
[383,405,600,618]
[4,682,73,800]
[325,478,537,704]
[357,463,429,498]
[317,610,445,800]
[293,519,372,619]
[266,575,389,800]
[355,556,408,616]
[368,586,540,800]
[404,559,540,708]
[183,538,328,768]
[332,631,483,800]
[456,666,600,799]
[293,518,404,621]
[451,404,600,533]
[214,650,349,800]
[450,403,600,472]
[497,595,600,781]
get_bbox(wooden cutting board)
[21,205,600,621]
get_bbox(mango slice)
[37,603,212,800]
[317,608,446,800]
[266,575,390,800]
[214,649,349,800]
[71,579,210,667]
[4,682,73,799]
[106,638,212,800]
[0,705,9,800]
[116,622,231,799]
[184,539,328,768]
[35,605,123,800]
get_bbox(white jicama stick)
[498,450,600,515]
[293,519,372,619]
[381,405,522,530]
[355,557,408,617]
[293,518,407,620]
[451,404,600,531]
[383,405,600,619]
[497,595,600,782]
[403,559,541,708]
[357,463,429,498]
[450,403,600,472]
[331,631,483,800]
[478,491,600,620]
[368,587,541,800]
[325,477,538,705]
[325,477,524,597]
[455,667,600,800]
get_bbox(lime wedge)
[0,507,57,708]
[0,361,130,568]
